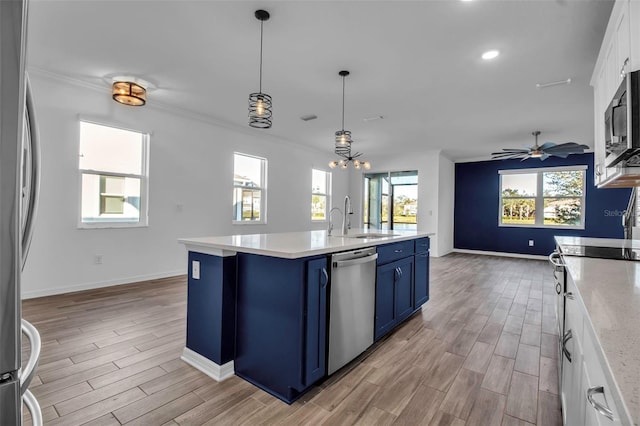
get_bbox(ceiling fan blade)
[492,153,528,160]
[500,148,530,152]
[491,152,525,157]
[543,142,589,153]
[538,142,556,150]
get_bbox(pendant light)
[335,70,352,146]
[328,70,370,170]
[248,9,272,129]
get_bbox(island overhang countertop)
[179,229,434,259]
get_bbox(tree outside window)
[499,167,585,228]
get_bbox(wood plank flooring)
[21,253,561,425]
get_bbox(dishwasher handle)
[333,253,378,268]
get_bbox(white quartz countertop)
[556,236,640,249]
[179,229,434,259]
[556,237,640,424]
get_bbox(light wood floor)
[21,253,561,425]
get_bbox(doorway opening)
[363,171,418,231]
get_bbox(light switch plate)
[192,260,200,279]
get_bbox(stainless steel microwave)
[605,70,640,167]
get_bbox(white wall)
[347,150,454,257]
[22,72,348,298]
[437,154,455,256]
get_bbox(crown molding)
[27,66,332,157]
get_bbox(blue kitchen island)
[179,229,432,403]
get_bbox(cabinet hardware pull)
[321,268,328,287]
[565,292,574,300]
[620,57,629,78]
[548,252,565,268]
[587,386,615,421]
[555,283,562,295]
[562,329,573,363]
[394,249,403,253]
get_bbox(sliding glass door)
[364,171,418,230]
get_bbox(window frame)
[232,152,267,225]
[311,168,332,222]
[498,165,587,230]
[77,120,150,229]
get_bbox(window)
[311,169,331,221]
[364,171,418,230]
[233,153,267,223]
[79,121,149,228]
[499,166,586,228]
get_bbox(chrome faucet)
[327,207,342,236]
[343,196,353,235]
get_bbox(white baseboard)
[21,269,186,299]
[452,248,547,261]
[181,347,234,381]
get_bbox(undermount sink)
[343,233,398,239]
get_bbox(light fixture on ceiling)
[248,9,272,129]
[112,81,146,106]
[334,70,352,146]
[482,50,500,60]
[329,70,371,170]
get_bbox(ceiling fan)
[491,131,589,161]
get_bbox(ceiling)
[26,0,613,161]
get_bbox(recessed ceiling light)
[482,50,500,60]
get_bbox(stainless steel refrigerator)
[0,0,43,424]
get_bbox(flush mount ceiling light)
[329,70,371,170]
[112,81,146,106]
[482,50,500,60]
[248,9,272,129]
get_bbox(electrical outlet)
[192,260,200,280]
[94,254,103,265]
[528,240,534,247]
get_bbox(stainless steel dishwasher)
[328,247,378,375]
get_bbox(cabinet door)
[375,262,397,340]
[614,3,630,88]
[413,252,429,309]
[395,257,414,322]
[305,258,328,386]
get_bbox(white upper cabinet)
[591,0,639,187]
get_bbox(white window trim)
[311,168,332,222]
[498,165,587,230]
[232,152,267,225]
[77,121,150,229]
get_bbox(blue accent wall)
[454,153,632,256]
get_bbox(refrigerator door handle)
[21,74,40,270]
[20,319,40,395]
[22,388,43,426]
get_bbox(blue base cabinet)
[374,237,430,341]
[186,252,236,366]
[234,253,328,404]
[375,256,414,340]
[414,238,430,308]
